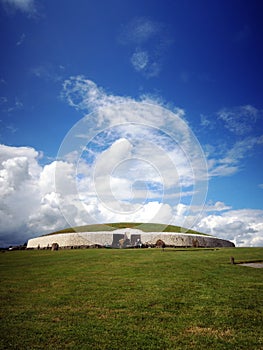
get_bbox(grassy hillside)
[0,248,262,349]
[45,222,209,236]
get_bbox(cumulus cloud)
[204,201,232,212]
[196,209,263,247]
[0,145,41,246]
[0,143,262,247]
[1,78,262,247]
[0,143,173,245]
[0,146,82,246]
[0,77,209,245]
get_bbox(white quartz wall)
[27,230,234,248]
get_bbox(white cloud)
[1,0,37,16]
[0,146,41,245]
[0,144,262,247]
[0,145,77,246]
[130,49,161,77]
[208,161,238,177]
[0,157,30,195]
[131,50,149,71]
[0,144,40,175]
[119,17,161,45]
[207,135,263,177]
[16,33,26,46]
[204,201,232,212]
[61,76,187,130]
[202,105,262,178]
[196,209,263,247]
[119,17,172,77]
[1,78,262,247]
[30,63,63,82]
[217,105,260,135]
[59,78,209,230]
[200,114,214,129]
[200,103,263,185]
[226,135,263,159]
[61,76,133,114]
[4,97,23,113]
[0,77,210,245]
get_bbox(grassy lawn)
[0,248,262,349]
[48,222,207,235]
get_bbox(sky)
[0,0,263,247]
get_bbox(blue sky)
[0,0,263,246]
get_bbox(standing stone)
[156,239,165,248]
[51,243,59,251]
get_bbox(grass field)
[0,247,262,349]
[47,222,208,235]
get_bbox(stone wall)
[27,228,235,249]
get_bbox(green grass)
[0,248,262,349]
[46,222,209,236]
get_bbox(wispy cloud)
[200,114,215,129]
[199,104,263,178]
[119,17,173,78]
[119,17,161,45]
[0,76,262,247]
[0,96,8,105]
[6,124,17,133]
[60,76,208,230]
[16,33,26,46]
[30,63,64,82]
[61,75,134,114]
[0,120,18,139]
[1,0,37,17]
[217,105,260,135]
[208,135,263,177]
[4,97,23,113]
[223,135,263,161]
[131,50,149,71]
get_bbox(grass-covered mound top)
[44,222,210,236]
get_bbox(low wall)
[27,228,235,249]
